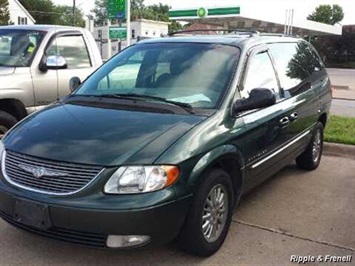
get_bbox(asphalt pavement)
[327,68,355,117]
[1,154,354,265]
[330,99,355,117]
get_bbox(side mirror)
[232,88,276,115]
[46,55,68,70]
[69,77,81,92]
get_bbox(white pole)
[287,9,292,34]
[284,9,288,34]
[126,0,131,46]
[290,9,294,35]
[107,19,111,59]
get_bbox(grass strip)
[324,115,355,145]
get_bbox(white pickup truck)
[0,25,103,137]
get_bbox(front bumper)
[0,185,192,248]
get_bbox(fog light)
[106,235,150,248]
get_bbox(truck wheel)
[296,122,324,170]
[0,111,18,139]
[177,168,234,257]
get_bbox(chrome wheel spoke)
[218,193,225,207]
[210,223,217,239]
[202,212,211,221]
[202,219,211,231]
[204,223,212,236]
[206,197,213,209]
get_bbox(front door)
[234,47,290,190]
[49,34,95,98]
[31,32,95,107]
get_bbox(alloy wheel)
[202,184,229,243]
[312,129,322,163]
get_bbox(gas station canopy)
[169,6,342,36]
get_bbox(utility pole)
[73,0,76,26]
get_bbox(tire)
[0,111,18,139]
[296,122,324,170]
[177,168,234,257]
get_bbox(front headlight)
[0,140,4,162]
[104,165,180,194]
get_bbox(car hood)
[3,102,205,166]
[0,66,15,76]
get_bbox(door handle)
[279,117,290,127]
[290,112,298,122]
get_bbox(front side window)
[0,30,45,67]
[76,43,240,109]
[47,35,91,69]
[243,51,279,96]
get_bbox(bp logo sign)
[197,7,208,18]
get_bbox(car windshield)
[75,42,240,109]
[0,29,46,67]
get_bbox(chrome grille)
[3,150,103,195]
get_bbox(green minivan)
[0,32,331,256]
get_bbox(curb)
[323,142,355,160]
[332,97,355,101]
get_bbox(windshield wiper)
[115,93,194,114]
[70,94,194,114]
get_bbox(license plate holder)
[13,199,51,230]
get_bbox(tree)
[143,3,182,33]
[307,4,344,25]
[0,0,12,25]
[131,0,145,19]
[312,25,355,68]
[56,5,85,27]
[287,42,321,80]
[91,0,107,26]
[19,0,58,24]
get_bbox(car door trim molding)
[251,129,311,169]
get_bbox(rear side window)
[268,42,324,95]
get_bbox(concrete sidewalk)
[327,68,355,100]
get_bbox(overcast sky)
[53,0,355,25]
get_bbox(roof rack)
[167,29,300,39]
[259,33,300,38]
[168,28,260,37]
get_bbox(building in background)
[92,19,170,60]
[169,6,342,36]
[8,0,36,25]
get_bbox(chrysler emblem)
[18,164,66,178]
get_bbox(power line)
[25,10,64,15]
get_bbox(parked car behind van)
[0,31,331,256]
[0,25,102,138]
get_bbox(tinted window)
[243,51,279,95]
[47,35,91,69]
[76,43,240,109]
[269,42,324,94]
